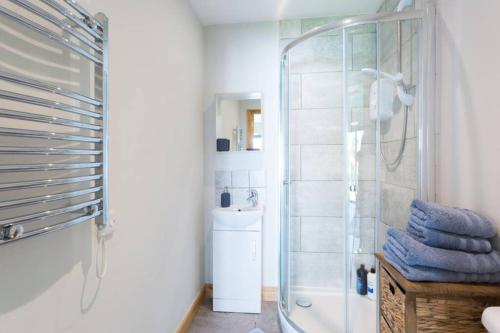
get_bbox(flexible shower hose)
[380,85,411,171]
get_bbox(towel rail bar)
[63,0,103,31]
[0,174,103,191]
[0,162,102,172]
[0,186,102,209]
[96,11,109,230]
[0,198,102,226]
[0,146,102,155]
[0,5,103,65]
[0,71,103,107]
[39,0,103,40]
[0,127,102,142]
[0,210,102,244]
[0,90,102,119]
[0,1,108,244]
[0,109,102,131]
[8,0,103,53]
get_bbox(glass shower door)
[343,16,424,332]
[279,54,291,313]
[283,27,348,333]
[343,23,378,333]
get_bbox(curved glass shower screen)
[279,8,433,333]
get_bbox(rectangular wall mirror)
[215,93,262,152]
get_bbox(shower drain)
[296,297,312,308]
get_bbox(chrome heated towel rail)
[0,0,108,244]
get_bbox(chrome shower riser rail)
[0,108,103,131]
[0,186,102,209]
[0,174,102,191]
[0,146,102,155]
[0,127,102,143]
[0,210,102,245]
[0,90,102,119]
[9,0,103,53]
[0,162,102,172]
[0,5,103,65]
[0,71,103,107]
[39,0,103,40]
[0,198,102,226]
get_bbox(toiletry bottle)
[356,264,368,295]
[367,267,376,301]
[221,187,231,208]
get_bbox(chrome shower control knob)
[8,225,24,239]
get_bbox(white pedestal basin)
[212,205,264,230]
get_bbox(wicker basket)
[376,253,500,333]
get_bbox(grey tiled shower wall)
[280,17,377,288]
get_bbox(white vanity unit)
[212,206,263,314]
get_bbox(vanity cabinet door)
[213,230,262,312]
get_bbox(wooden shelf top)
[375,252,500,297]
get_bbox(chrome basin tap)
[247,189,259,207]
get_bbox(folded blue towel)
[407,216,492,253]
[411,199,496,238]
[384,245,500,283]
[386,228,500,274]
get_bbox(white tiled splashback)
[214,170,266,207]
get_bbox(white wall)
[204,22,280,287]
[434,0,500,230]
[0,0,205,332]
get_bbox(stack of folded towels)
[383,199,500,283]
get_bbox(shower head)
[397,85,414,106]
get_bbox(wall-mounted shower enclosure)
[279,7,435,333]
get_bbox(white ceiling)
[189,0,384,26]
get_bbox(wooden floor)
[187,299,282,333]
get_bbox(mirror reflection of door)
[246,109,262,151]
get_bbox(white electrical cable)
[96,228,108,279]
